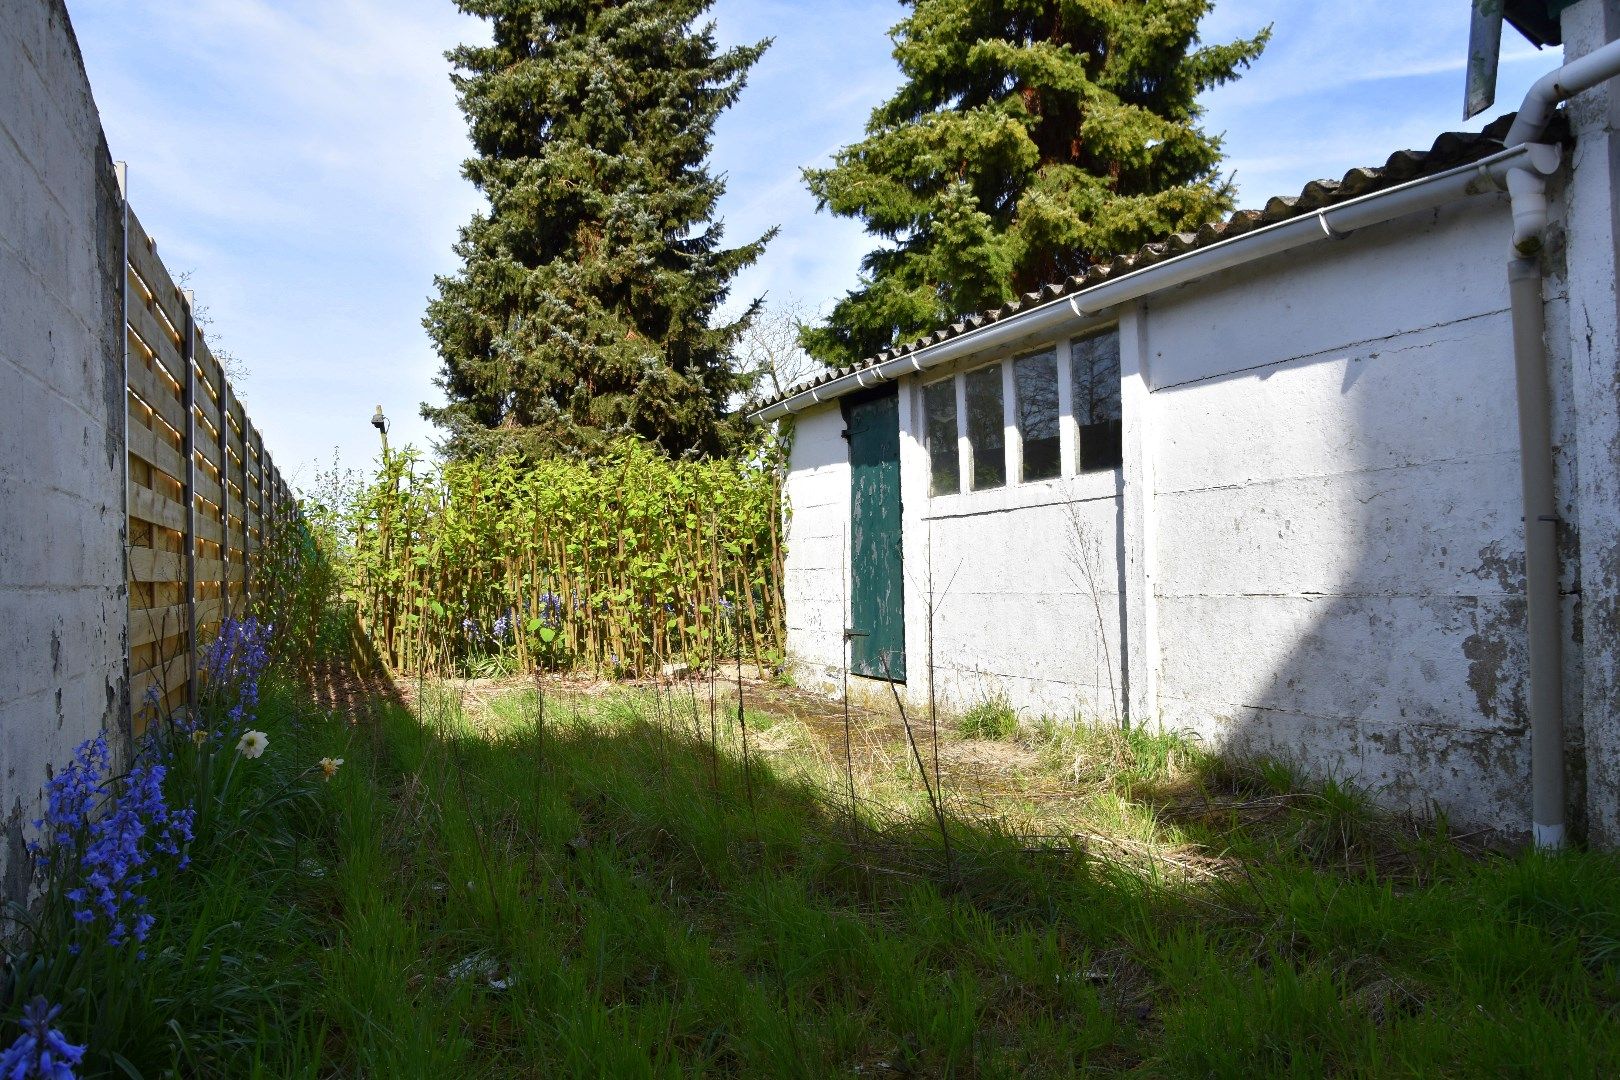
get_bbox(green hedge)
[350,439,784,677]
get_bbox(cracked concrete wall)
[1140,198,1552,835]
[782,194,1560,835]
[1558,0,1620,845]
[0,0,128,906]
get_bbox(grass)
[957,693,1019,741]
[60,661,1620,1076]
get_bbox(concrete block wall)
[0,0,128,905]
[1556,0,1620,844]
[1139,201,1542,831]
[781,406,853,686]
[780,193,1573,836]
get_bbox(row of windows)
[923,328,1122,498]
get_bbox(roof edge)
[753,138,1549,423]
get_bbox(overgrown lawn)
[115,673,1620,1075]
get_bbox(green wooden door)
[845,389,906,681]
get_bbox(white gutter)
[752,141,1553,423]
[1499,35,1620,850]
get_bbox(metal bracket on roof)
[1474,161,1508,193]
[1317,210,1350,241]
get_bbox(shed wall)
[913,474,1125,722]
[781,194,1573,835]
[782,406,853,685]
[1142,200,1545,830]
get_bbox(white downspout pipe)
[1502,36,1620,849]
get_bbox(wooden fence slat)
[196,356,223,423]
[131,652,188,705]
[124,201,303,724]
[130,603,189,649]
[194,423,222,471]
[125,213,186,326]
[193,514,223,546]
[128,361,187,434]
[127,421,186,484]
[128,481,185,534]
[130,548,184,584]
[127,299,180,374]
[194,470,223,510]
[195,342,224,404]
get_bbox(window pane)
[1014,348,1060,482]
[923,379,959,496]
[964,364,1005,490]
[1070,329,1122,472]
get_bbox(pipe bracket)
[1317,211,1350,241]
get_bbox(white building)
[756,1,1620,845]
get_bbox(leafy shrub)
[345,438,784,677]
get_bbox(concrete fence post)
[116,159,131,733]
[218,386,229,619]
[182,289,198,718]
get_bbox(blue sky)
[67,1,1556,486]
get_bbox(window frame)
[963,362,1008,492]
[917,323,1122,504]
[1069,326,1123,475]
[921,374,963,497]
[1012,345,1062,483]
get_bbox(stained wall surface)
[0,0,128,904]
[1140,200,1550,830]
[782,193,1579,835]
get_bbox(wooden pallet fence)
[122,204,295,725]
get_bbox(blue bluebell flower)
[199,617,272,734]
[30,735,193,949]
[537,592,564,628]
[0,998,84,1079]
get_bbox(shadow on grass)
[304,612,406,727]
[340,683,1620,1077]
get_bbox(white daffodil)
[236,730,269,759]
[319,757,344,781]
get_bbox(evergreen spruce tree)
[803,1,1268,368]
[425,1,773,457]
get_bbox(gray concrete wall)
[781,192,1571,838]
[1556,0,1620,845]
[0,0,128,905]
[1140,200,1542,833]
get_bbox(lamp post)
[371,404,390,465]
[369,404,394,665]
